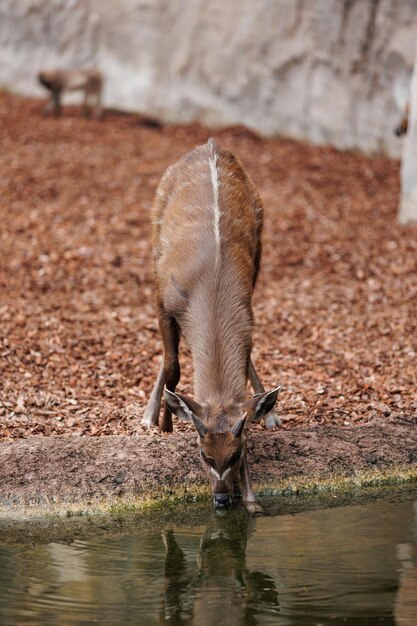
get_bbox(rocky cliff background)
[0,0,416,157]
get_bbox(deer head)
[164,387,280,509]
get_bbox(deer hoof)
[141,410,159,428]
[141,415,151,427]
[265,411,281,429]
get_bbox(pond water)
[0,497,416,626]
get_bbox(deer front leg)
[44,90,61,116]
[142,357,165,427]
[248,356,281,429]
[82,87,90,118]
[52,89,62,117]
[159,313,180,433]
[240,452,263,515]
[93,87,103,120]
[44,95,54,115]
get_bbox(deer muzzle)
[214,492,231,508]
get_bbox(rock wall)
[399,44,417,223]
[0,0,416,156]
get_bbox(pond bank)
[1,415,416,521]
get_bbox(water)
[0,498,416,625]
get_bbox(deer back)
[151,140,263,404]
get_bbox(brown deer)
[144,139,280,513]
[38,69,103,119]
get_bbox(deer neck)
[186,274,252,406]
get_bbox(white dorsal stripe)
[208,146,221,258]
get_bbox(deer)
[143,139,281,514]
[38,69,103,119]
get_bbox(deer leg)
[160,314,180,433]
[142,357,165,427]
[82,87,90,117]
[240,452,263,515]
[52,89,61,117]
[44,94,54,115]
[248,356,265,394]
[93,88,103,120]
[248,356,281,429]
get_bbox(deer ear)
[191,414,208,439]
[231,413,247,438]
[164,389,202,422]
[248,387,281,422]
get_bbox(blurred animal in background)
[395,103,409,136]
[37,69,103,119]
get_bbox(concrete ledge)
[1,415,416,519]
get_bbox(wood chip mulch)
[0,92,416,441]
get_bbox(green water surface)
[0,497,416,625]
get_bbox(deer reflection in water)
[160,508,280,626]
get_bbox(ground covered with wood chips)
[1,92,416,441]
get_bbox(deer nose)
[214,492,231,508]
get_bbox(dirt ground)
[1,92,417,442]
